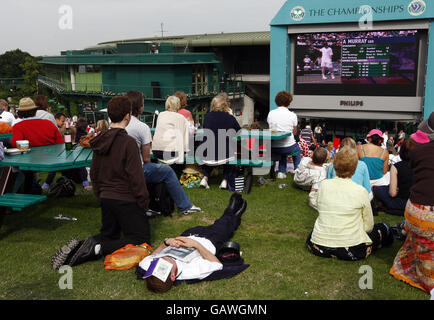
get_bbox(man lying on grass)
[138,192,247,293]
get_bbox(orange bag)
[104,243,153,270]
[0,122,12,134]
[79,133,94,148]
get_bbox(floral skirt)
[390,201,434,293]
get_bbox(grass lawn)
[0,172,429,300]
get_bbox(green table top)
[0,133,12,139]
[2,144,93,171]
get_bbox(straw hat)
[183,164,201,175]
[18,97,37,111]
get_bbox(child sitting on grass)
[293,147,329,210]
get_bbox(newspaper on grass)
[153,245,200,263]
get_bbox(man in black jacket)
[51,96,150,269]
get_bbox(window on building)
[78,65,101,73]
[192,65,208,96]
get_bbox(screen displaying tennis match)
[294,30,420,96]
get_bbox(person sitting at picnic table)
[389,113,434,294]
[267,91,301,179]
[152,95,189,164]
[199,94,241,190]
[11,98,64,194]
[174,91,195,134]
[11,97,63,148]
[42,117,92,191]
[373,139,417,216]
[54,112,66,130]
[125,90,201,215]
[95,119,109,136]
[0,99,16,127]
[138,192,247,293]
[293,147,329,210]
[356,129,390,187]
[75,117,92,143]
[306,146,393,261]
[51,96,150,270]
[34,95,57,127]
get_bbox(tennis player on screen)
[315,42,335,80]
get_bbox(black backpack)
[147,182,174,217]
[47,176,76,198]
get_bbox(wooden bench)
[0,193,47,211]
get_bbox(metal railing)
[0,78,25,86]
[38,75,245,100]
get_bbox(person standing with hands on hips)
[267,91,301,179]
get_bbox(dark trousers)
[45,168,88,185]
[201,164,237,181]
[95,198,150,256]
[306,223,392,261]
[23,171,37,194]
[180,207,241,252]
[373,186,407,214]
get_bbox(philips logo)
[340,101,364,107]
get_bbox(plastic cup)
[16,140,29,151]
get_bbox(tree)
[20,56,40,96]
[0,49,32,78]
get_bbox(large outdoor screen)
[294,30,420,96]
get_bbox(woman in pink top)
[175,91,195,130]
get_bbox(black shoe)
[227,192,243,212]
[51,238,81,270]
[391,221,407,241]
[69,236,100,267]
[381,222,394,247]
[234,199,247,219]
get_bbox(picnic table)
[0,144,92,212]
[150,128,292,194]
[0,133,12,140]
[2,144,92,172]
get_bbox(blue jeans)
[143,162,192,212]
[272,143,301,173]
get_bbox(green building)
[38,41,230,123]
[38,32,269,126]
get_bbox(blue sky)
[1,0,287,56]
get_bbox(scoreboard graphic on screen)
[341,38,391,78]
[294,30,419,96]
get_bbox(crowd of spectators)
[1,89,432,296]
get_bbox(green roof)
[39,52,220,65]
[92,31,270,50]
